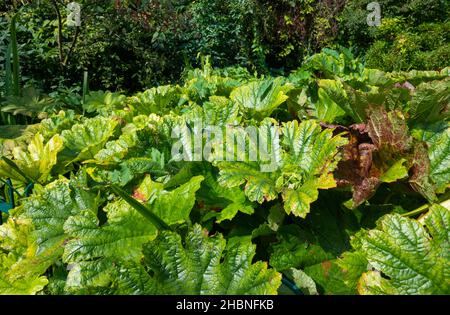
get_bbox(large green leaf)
[230,78,293,119]
[0,263,48,295]
[203,96,240,125]
[61,175,204,292]
[134,175,204,225]
[409,79,450,123]
[269,191,359,272]
[91,132,138,165]
[83,91,127,116]
[313,80,346,123]
[358,205,450,294]
[61,196,160,293]
[217,161,279,204]
[129,85,181,115]
[62,201,158,264]
[61,116,119,162]
[269,224,333,271]
[63,225,281,295]
[140,224,281,294]
[22,178,99,252]
[0,133,63,183]
[39,110,79,139]
[412,122,450,193]
[0,171,101,295]
[280,120,347,217]
[216,120,346,218]
[0,218,50,295]
[197,167,254,223]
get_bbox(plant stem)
[10,14,20,97]
[402,198,450,217]
[0,157,34,184]
[4,43,12,96]
[51,0,64,71]
[110,184,172,231]
[82,70,88,105]
[402,204,429,218]
[63,26,80,66]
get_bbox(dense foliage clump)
[0,49,448,295]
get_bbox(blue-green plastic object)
[0,202,13,214]
[0,179,16,224]
[24,182,34,197]
[282,276,303,295]
[0,179,34,224]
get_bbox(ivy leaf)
[358,205,450,294]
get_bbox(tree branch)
[51,0,64,71]
[63,26,80,66]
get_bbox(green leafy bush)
[340,0,450,71]
[0,49,448,295]
[1,0,350,96]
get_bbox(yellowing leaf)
[0,133,63,183]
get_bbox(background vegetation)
[0,0,448,296]
[1,1,448,98]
